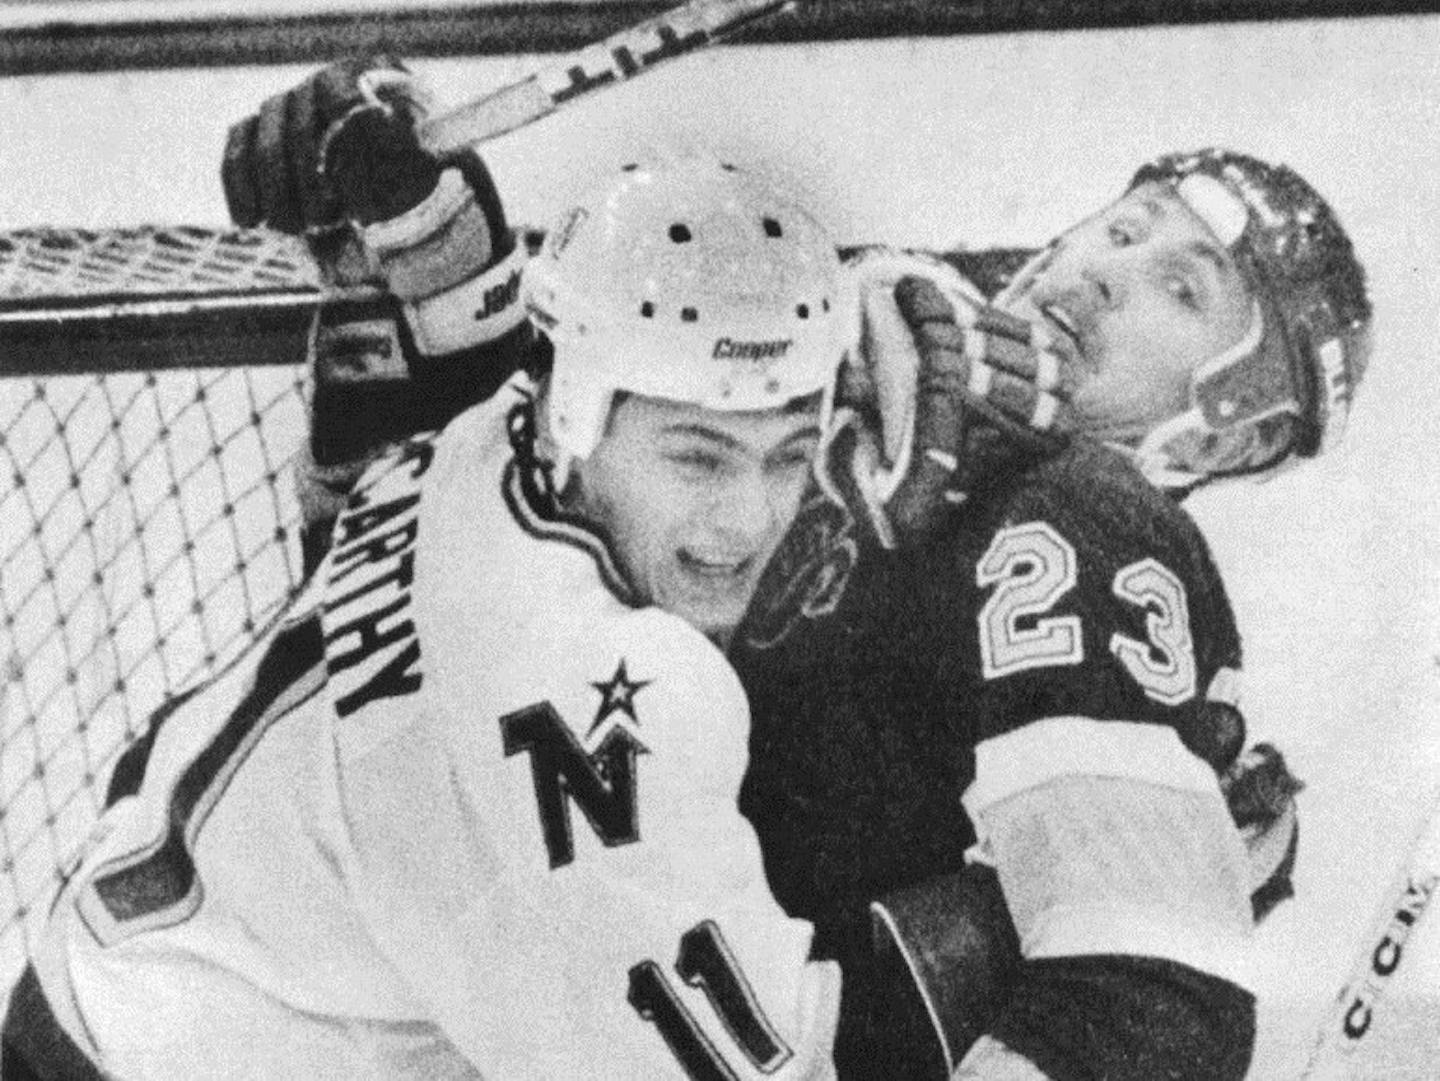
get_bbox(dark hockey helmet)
[1128,149,1373,477]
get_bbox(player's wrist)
[306,297,410,467]
[397,240,528,356]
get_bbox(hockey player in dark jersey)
[731,151,1371,1079]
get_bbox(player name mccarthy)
[320,438,435,719]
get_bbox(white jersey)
[33,374,839,1080]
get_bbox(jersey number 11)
[629,920,793,1079]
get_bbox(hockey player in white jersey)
[2,154,852,1080]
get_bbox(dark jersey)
[731,436,1251,1079]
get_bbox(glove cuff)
[400,242,528,356]
[362,167,494,299]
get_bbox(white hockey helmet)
[1127,149,1373,486]
[522,154,850,472]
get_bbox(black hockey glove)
[225,58,533,575]
[819,251,1077,550]
[1222,742,1304,922]
[223,56,442,237]
[222,55,525,356]
[864,864,1021,1081]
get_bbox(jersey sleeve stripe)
[1017,900,1256,992]
[962,716,1219,819]
[965,759,1256,990]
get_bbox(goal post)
[0,226,336,375]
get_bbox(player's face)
[1001,181,1255,445]
[576,393,822,644]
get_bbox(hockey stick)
[1300,790,1440,1078]
[421,0,800,153]
[0,1,802,376]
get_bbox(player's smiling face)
[1002,180,1255,446]
[574,392,822,645]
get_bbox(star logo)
[586,660,651,737]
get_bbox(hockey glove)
[222,55,526,356]
[866,864,1021,1081]
[1222,742,1304,922]
[819,251,1077,550]
[225,58,533,575]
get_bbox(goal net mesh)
[0,226,315,983]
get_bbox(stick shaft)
[1302,791,1440,1078]
[420,0,794,155]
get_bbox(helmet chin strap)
[992,241,1060,313]
[522,368,587,499]
[1129,302,1272,490]
[1126,410,1211,490]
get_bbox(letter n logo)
[501,702,647,868]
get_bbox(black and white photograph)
[0,2,1437,1078]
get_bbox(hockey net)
[0,226,322,983]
